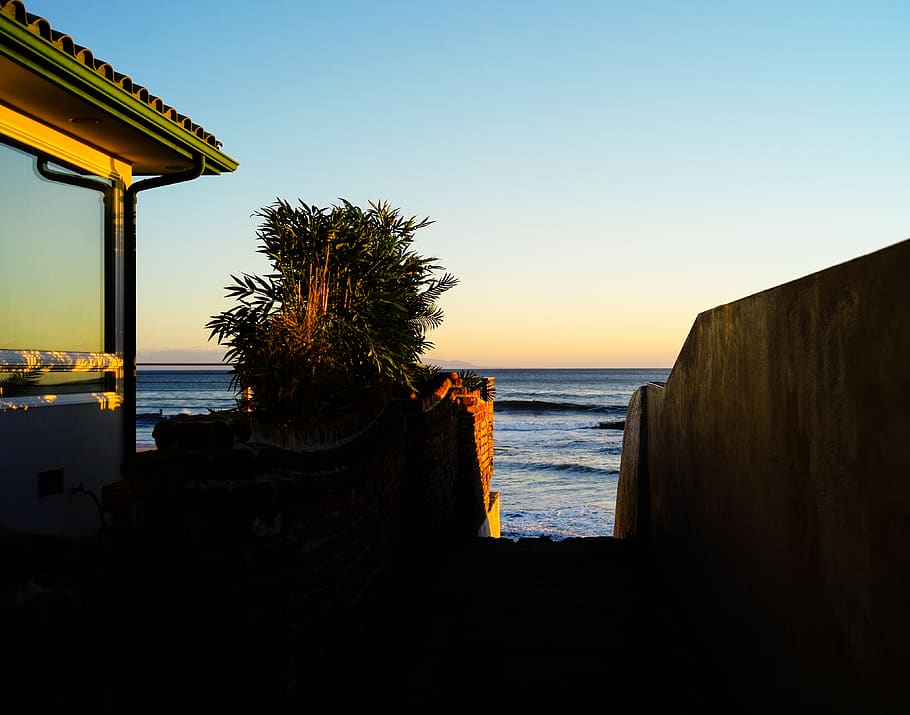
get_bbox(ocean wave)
[495,399,627,415]
[496,423,592,433]
[592,420,625,430]
[498,460,618,476]
[598,444,623,456]
[500,505,615,540]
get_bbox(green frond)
[207,197,457,421]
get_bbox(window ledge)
[0,391,122,412]
[0,349,122,371]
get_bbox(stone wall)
[99,372,496,711]
[615,239,910,714]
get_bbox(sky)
[26,0,910,368]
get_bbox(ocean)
[136,367,671,540]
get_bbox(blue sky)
[28,0,910,367]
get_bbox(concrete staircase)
[314,536,716,712]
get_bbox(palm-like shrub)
[206,198,457,421]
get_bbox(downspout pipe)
[123,155,205,457]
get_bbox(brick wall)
[105,372,494,711]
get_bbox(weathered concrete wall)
[615,239,910,713]
[614,387,646,540]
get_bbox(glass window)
[0,140,105,351]
[0,140,111,398]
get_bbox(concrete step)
[321,536,717,712]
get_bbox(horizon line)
[138,362,672,369]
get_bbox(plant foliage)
[206,198,457,421]
[458,369,495,401]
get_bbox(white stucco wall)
[0,401,122,538]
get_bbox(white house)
[0,0,237,540]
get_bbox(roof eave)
[0,13,238,175]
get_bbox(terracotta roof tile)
[1,0,224,149]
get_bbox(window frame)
[0,134,123,409]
